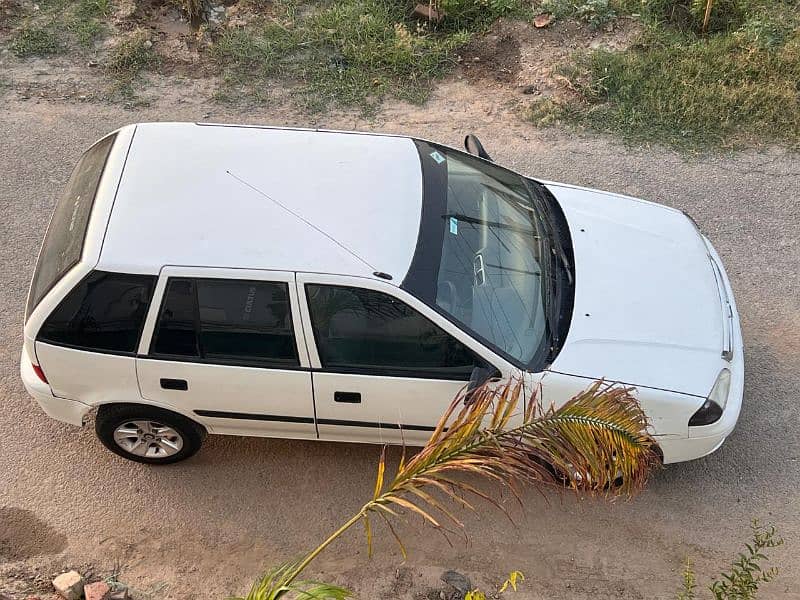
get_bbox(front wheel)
[95,404,206,465]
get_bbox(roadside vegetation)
[2,0,797,146]
[530,0,800,148]
[8,0,110,56]
[106,29,160,98]
[678,521,784,600]
[212,0,530,111]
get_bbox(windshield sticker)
[449,217,458,235]
[430,151,445,164]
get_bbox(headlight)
[689,369,731,427]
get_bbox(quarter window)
[151,278,299,367]
[38,270,156,353]
[306,284,483,379]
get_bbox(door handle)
[334,391,361,404]
[160,378,188,391]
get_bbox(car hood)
[544,181,723,397]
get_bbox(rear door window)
[305,284,483,380]
[151,278,299,368]
[26,133,117,319]
[38,270,156,353]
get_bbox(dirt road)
[1,89,799,599]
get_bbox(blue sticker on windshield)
[430,151,445,164]
[449,217,458,235]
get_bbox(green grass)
[10,24,63,56]
[212,0,522,111]
[69,0,112,47]
[538,0,620,28]
[106,30,159,99]
[8,0,111,56]
[530,0,800,148]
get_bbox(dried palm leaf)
[236,380,659,599]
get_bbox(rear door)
[136,267,316,439]
[297,273,515,446]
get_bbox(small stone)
[441,570,472,595]
[85,581,110,600]
[52,571,84,600]
[143,40,153,48]
[413,2,444,21]
[534,13,553,27]
[106,588,129,600]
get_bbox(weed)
[464,570,526,599]
[108,31,158,78]
[10,24,63,57]
[677,521,784,599]
[539,0,619,28]
[69,0,111,47]
[106,30,159,99]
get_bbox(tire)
[95,404,206,465]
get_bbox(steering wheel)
[437,279,461,313]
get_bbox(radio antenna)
[226,170,381,274]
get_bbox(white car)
[21,123,743,465]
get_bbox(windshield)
[404,142,568,370]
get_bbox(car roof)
[95,123,423,283]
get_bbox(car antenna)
[226,170,391,280]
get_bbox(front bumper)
[660,237,744,464]
[20,352,92,427]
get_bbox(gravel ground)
[0,93,798,599]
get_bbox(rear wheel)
[95,404,206,465]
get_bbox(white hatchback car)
[21,123,743,465]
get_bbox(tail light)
[32,362,48,384]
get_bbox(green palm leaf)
[230,560,352,600]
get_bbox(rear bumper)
[660,237,744,464]
[20,352,91,427]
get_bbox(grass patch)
[531,0,800,148]
[213,0,524,111]
[10,24,63,56]
[538,0,621,28]
[69,0,112,47]
[8,0,111,56]
[106,30,159,98]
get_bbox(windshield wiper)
[443,213,538,237]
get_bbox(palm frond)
[238,379,659,599]
[363,379,659,549]
[235,560,352,600]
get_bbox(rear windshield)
[26,133,117,320]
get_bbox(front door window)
[305,284,483,380]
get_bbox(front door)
[136,267,316,439]
[297,274,514,446]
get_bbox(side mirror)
[464,134,493,161]
[465,365,500,404]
